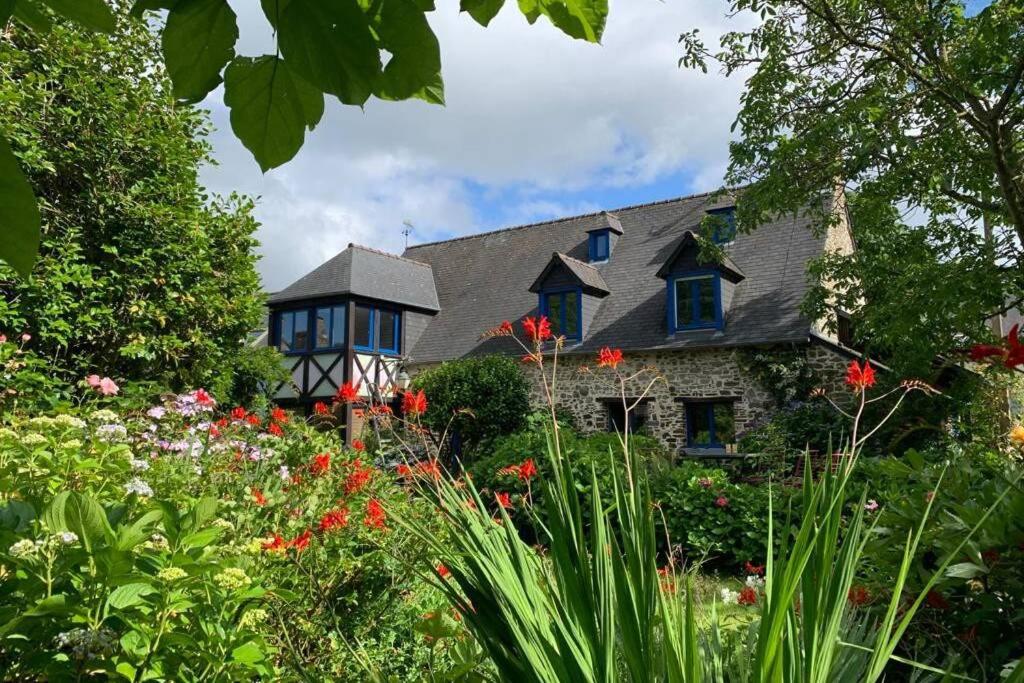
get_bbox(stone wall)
[518,342,854,454]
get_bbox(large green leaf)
[374,0,443,102]
[161,0,238,103]
[518,0,606,41]
[277,0,380,106]
[106,582,157,610]
[12,1,51,32]
[224,55,324,172]
[41,0,116,32]
[46,492,110,552]
[461,0,504,26]
[0,136,40,279]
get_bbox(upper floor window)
[354,304,401,355]
[314,305,346,349]
[277,309,310,353]
[588,230,610,262]
[670,272,722,331]
[686,401,735,448]
[541,289,581,340]
[706,207,736,244]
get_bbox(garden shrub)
[0,392,458,681]
[0,11,274,403]
[412,355,530,454]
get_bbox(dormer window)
[706,207,736,244]
[588,230,610,262]
[540,288,581,340]
[669,271,722,331]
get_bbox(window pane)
[279,312,293,353]
[564,291,579,337]
[546,293,563,336]
[293,310,309,351]
[713,403,735,444]
[697,278,716,323]
[675,280,694,328]
[687,404,712,446]
[592,232,609,260]
[379,311,398,352]
[315,307,330,348]
[331,305,346,346]
[354,305,372,348]
[607,404,626,433]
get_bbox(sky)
[198,0,750,292]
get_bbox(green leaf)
[12,1,52,33]
[23,593,68,617]
[40,0,116,32]
[180,525,222,549]
[116,508,164,551]
[945,561,987,579]
[129,0,178,18]
[374,0,443,102]
[460,0,504,26]
[107,582,157,610]
[185,496,218,531]
[277,0,381,106]
[538,0,606,42]
[50,492,111,552]
[231,640,266,665]
[161,0,238,103]
[0,136,41,278]
[224,55,324,172]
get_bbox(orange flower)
[401,390,428,417]
[251,488,267,506]
[364,498,387,530]
[844,360,876,391]
[289,529,312,552]
[335,381,360,404]
[596,347,623,369]
[262,534,286,553]
[267,422,284,437]
[246,414,261,427]
[352,438,366,452]
[313,401,329,415]
[344,460,374,495]
[318,508,349,533]
[231,406,247,420]
[311,452,331,476]
[495,492,512,509]
[270,406,289,424]
[522,316,552,343]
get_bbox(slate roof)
[403,190,833,363]
[655,230,746,282]
[268,243,440,312]
[528,252,610,295]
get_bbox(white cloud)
[199,0,746,291]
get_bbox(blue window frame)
[354,304,402,355]
[588,230,610,262]
[667,270,722,331]
[276,309,310,354]
[707,207,736,244]
[539,288,582,340]
[686,401,735,448]
[314,305,346,349]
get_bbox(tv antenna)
[402,220,414,250]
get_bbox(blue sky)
[198,1,749,290]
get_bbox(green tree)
[680,0,1024,370]
[0,14,271,399]
[0,0,610,276]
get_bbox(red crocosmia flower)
[208,424,221,439]
[848,585,870,607]
[522,316,552,343]
[744,561,765,576]
[318,508,349,533]
[194,388,215,406]
[313,401,329,416]
[437,563,451,579]
[231,406,247,420]
[352,439,366,452]
[737,586,758,606]
[251,488,267,506]
[311,452,331,476]
[517,458,538,481]
[969,344,1005,362]
[344,460,374,495]
[267,422,284,437]
[596,347,623,369]
[335,381,360,404]
[270,406,289,424]
[262,534,286,553]
[495,492,512,509]
[396,464,412,478]
[1005,324,1024,368]
[715,496,729,508]
[289,529,313,552]
[364,499,387,530]
[215,417,228,429]
[521,352,541,365]
[401,390,428,417]
[500,320,513,334]
[369,403,393,417]
[844,360,876,391]
[246,414,261,427]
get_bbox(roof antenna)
[402,220,414,250]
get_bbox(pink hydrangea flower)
[86,375,102,388]
[715,496,729,508]
[20,333,30,342]
[864,499,879,512]
[0,334,7,344]
[98,377,119,396]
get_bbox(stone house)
[265,189,859,455]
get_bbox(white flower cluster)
[8,532,78,558]
[142,534,169,552]
[54,627,118,660]
[54,414,87,430]
[745,575,765,589]
[22,433,47,447]
[124,478,154,497]
[96,423,128,443]
[720,588,739,605]
[89,409,119,424]
[130,458,150,472]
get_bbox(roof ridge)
[348,242,432,268]
[557,252,600,270]
[404,187,737,251]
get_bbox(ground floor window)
[605,400,649,434]
[685,400,735,447]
